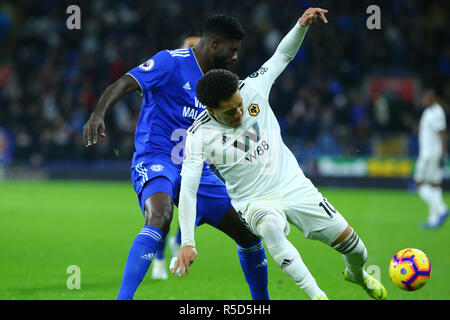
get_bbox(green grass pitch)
[0,180,449,300]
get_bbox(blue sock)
[236,239,270,300]
[155,234,167,260]
[175,226,182,244]
[117,225,164,300]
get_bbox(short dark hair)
[203,14,245,41]
[196,69,240,109]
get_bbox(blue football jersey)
[126,48,206,167]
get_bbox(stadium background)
[0,0,449,300]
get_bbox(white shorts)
[414,157,444,184]
[236,178,349,246]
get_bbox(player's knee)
[255,214,285,247]
[144,195,173,234]
[234,229,260,245]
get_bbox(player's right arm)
[172,131,206,276]
[83,50,174,147]
[83,74,139,146]
[247,8,328,99]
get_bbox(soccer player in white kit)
[172,8,387,300]
[414,88,449,229]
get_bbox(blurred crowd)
[0,0,449,166]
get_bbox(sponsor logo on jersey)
[182,97,206,120]
[139,59,155,71]
[150,164,164,172]
[248,104,260,116]
[183,106,199,120]
[258,66,268,74]
[248,67,268,79]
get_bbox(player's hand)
[171,245,197,277]
[299,8,328,27]
[83,113,107,147]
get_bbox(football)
[389,248,432,291]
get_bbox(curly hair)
[203,14,245,41]
[196,69,240,109]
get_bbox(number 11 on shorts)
[319,198,336,219]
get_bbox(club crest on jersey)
[248,104,260,116]
[139,59,155,71]
[150,164,164,172]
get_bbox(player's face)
[212,39,241,69]
[209,90,243,128]
[421,90,435,108]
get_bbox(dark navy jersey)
[127,48,206,167]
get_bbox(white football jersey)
[179,24,309,246]
[418,103,446,159]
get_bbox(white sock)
[418,184,439,224]
[430,186,447,216]
[333,230,368,285]
[418,184,434,206]
[256,214,326,299]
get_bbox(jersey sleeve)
[126,50,174,96]
[246,24,308,99]
[178,130,206,247]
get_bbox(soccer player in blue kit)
[83,15,269,300]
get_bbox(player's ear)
[209,37,220,51]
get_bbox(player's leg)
[331,225,386,300]
[195,175,269,300]
[417,182,439,226]
[151,233,168,280]
[414,158,443,227]
[283,179,386,300]
[168,226,182,257]
[117,178,174,300]
[253,211,327,300]
[328,225,368,284]
[424,160,448,227]
[305,203,387,300]
[429,182,449,227]
[214,206,270,300]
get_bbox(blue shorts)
[131,154,231,228]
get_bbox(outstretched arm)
[172,133,205,276]
[83,50,174,147]
[83,74,139,147]
[249,8,328,98]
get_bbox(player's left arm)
[172,132,205,277]
[248,8,328,99]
